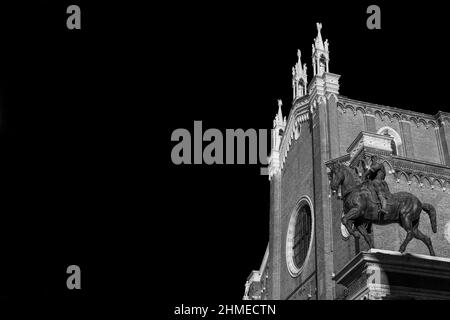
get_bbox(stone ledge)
[333,249,450,300]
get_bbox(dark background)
[0,0,448,306]
[0,1,146,301]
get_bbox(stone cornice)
[337,96,449,128]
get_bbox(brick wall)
[408,124,441,164]
[278,121,316,300]
[337,108,365,156]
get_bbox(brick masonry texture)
[279,122,316,299]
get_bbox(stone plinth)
[333,249,450,300]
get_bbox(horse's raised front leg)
[342,207,362,240]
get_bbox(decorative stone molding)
[337,96,445,129]
[334,249,450,300]
[279,102,311,170]
[337,103,368,116]
[390,156,450,190]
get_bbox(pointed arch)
[410,174,420,186]
[444,180,450,190]
[383,111,392,122]
[344,104,355,115]
[409,117,418,128]
[433,178,443,189]
[428,120,437,128]
[382,160,393,173]
[418,118,428,128]
[355,106,366,116]
[399,172,409,184]
[375,110,384,121]
[392,113,401,122]
[421,176,432,188]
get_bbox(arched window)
[298,79,305,96]
[319,55,326,75]
[377,127,402,156]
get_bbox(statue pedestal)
[333,249,450,300]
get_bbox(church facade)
[244,23,450,300]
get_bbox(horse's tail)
[422,203,437,233]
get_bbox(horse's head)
[328,162,345,192]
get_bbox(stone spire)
[292,49,308,100]
[314,23,324,51]
[312,22,330,77]
[274,99,286,128]
[308,22,340,100]
[269,99,286,180]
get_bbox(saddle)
[361,181,395,222]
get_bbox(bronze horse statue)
[328,162,437,256]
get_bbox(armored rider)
[363,155,390,217]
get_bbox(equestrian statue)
[328,155,437,256]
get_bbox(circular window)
[286,196,314,277]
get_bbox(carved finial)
[317,22,322,32]
[314,22,324,51]
[276,99,283,123]
[294,50,303,80]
